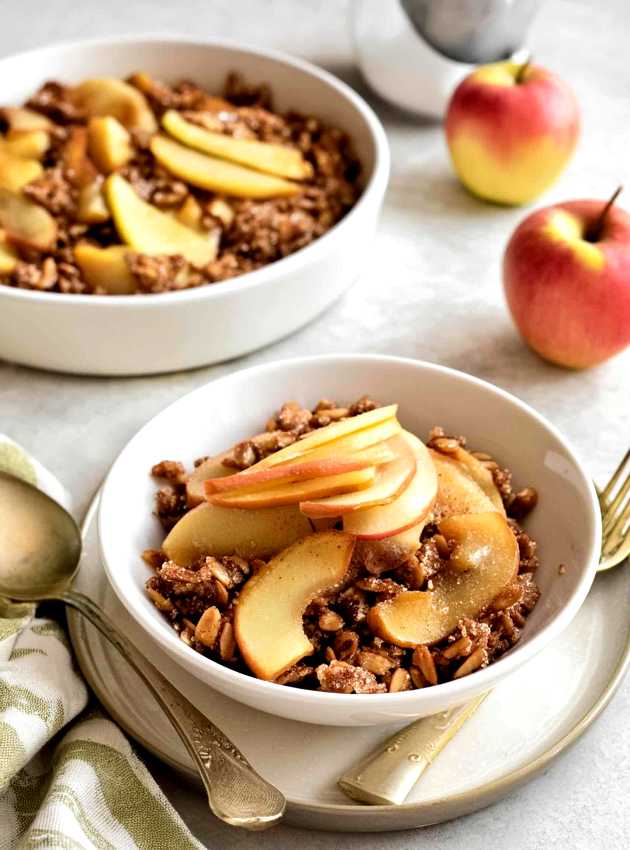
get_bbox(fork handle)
[61,589,285,830]
[338,693,489,805]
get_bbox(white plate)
[68,494,630,832]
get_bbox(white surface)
[0,38,388,375]
[71,496,630,830]
[1,0,629,846]
[98,354,600,725]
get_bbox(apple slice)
[272,418,402,469]
[430,449,499,521]
[207,466,376,509]
[444,446,505,514]
[300,436,416,518]
[104,174,218,266]
[1,107,52,133]
[250,405,399,472]
[205,443,395,496]
[74,243,136,295]
[88,116,133,173]
[176,195,203,231]
[162,501,313,566]
[234,531,355,680]
[343,431,438,539]
[185,452,234,507]
[73,78,157,133]
[77,180,110,224]
[0,229,18,274]
[0,150,42,192]
[367,512,519,646]
[206,455,384,496]
[0,130,50,160]
[162,110,313,180]
[151,134,299,199]
[0,189,57,252]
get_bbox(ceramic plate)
[68,495,630,832]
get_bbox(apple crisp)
[0,72,360,295]
[144,398,541,694]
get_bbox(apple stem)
[587,186,623,242]
[515,55,531,84]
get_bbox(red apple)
[445,61,579,205]
[503,193,630,368]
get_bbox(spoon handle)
[61,589,285,830]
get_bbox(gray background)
[1,1,628,847]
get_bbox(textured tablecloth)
[1,1,629,848]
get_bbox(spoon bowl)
[0,471,81,600]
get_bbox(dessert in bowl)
[98,355,601,726]
[0,38,388,374]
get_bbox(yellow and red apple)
[445,61,579,205]
[503,194,630,368]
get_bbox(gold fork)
[598,448,630,571]
[338,450,630,806]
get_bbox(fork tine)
[600,448,630,503]
[602,499,630,556]
[602,470,630,534]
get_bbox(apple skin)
[503,199,630,368]
[445,61,579,205]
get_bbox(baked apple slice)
[185,452,233,507]
[204,442,394,495]
[0,130,50,160]
[88,116,133,173]
[273,418,402,470]
[438,445,505,513]
[77,180,110,224]
[151,134,299,199]
[0,189,57,252]
[104,174,218,266]
[1,107,52,133]
[206,466,376,509]
[343,431,437,539]
[74,243,136,295]
[300,435,416,517]
[367,512,519,646]
[0,229,18,273]
[430,449,499,521]
[176,195,204,231]
[0,150,42,192]
[252,405,399,471]
[234,531,355,680]
[72,78,157,133]
[162,110,313,180]
[162,501,312,566]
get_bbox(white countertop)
[2,1,629,847]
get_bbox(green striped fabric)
[0,437,204,850]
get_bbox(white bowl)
[98,355,601,726]
[0,38,389,376]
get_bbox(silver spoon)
[0,471,285,830]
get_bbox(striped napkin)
[0,436,203,850]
